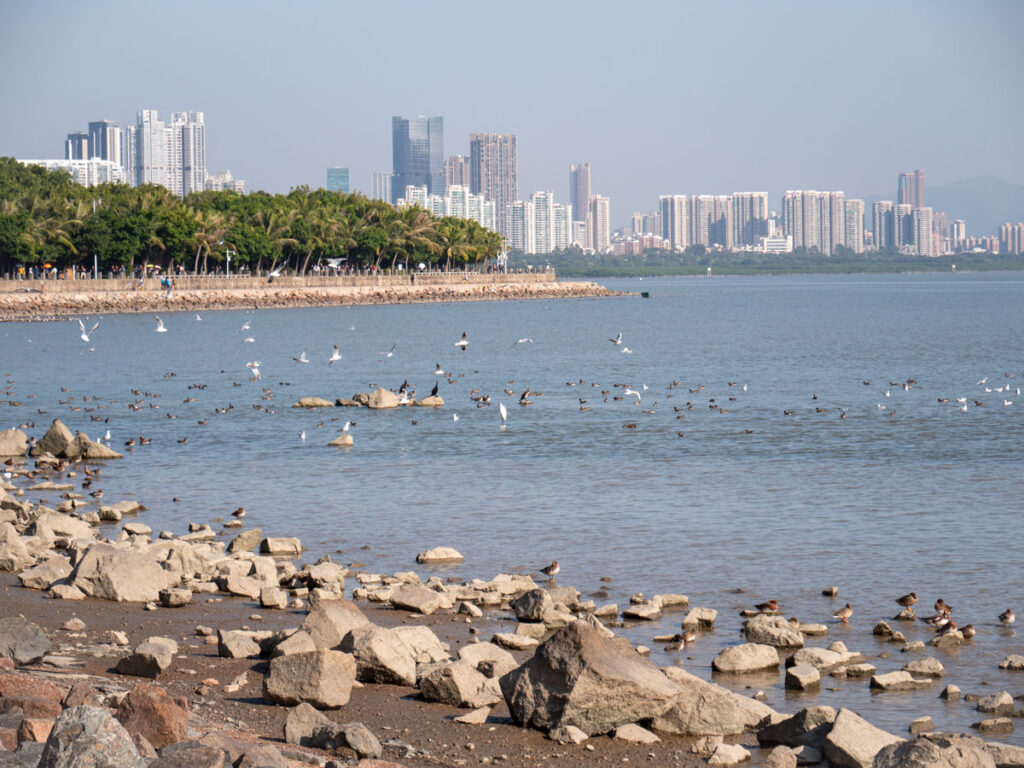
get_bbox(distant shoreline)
[0,278,623,321]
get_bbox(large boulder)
[511,589,552,622]
[392,625,448,668]
[875,734,996,768]
[341,627,416,686]
[712,643,780,674]
[263,650,356,709]
[0,539,34,572]
[822,707,902,768]
[416,547,464,564]
[458,642,517,679]
[29,512,95,543]
[0,429,28,457]
[114,641,173,679]
[390,584,444,615]
[18,555,72,590]
[499,620,680,736]
[114,683,188,750]
[0,617,51,665]
[758,706,838,750]
[64,434,122,460]
[419,659,502,708]
[301,598,370,648]
[284,702,331,746]
[366,388,399,409]
[649,667,748,736]
[71,544,178,602]
[743,614,804,649]
[310,721,382,759]
[30,420,74,458]
[227,528,263,554]
[293,397,335,408]
[38,705,147,768]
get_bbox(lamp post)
[226,249,235,276]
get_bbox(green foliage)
[0,157,502,274]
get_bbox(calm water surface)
[2,272,1022,743]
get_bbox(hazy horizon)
[2,0,1022,226]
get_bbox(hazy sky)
[2,1,1022,225]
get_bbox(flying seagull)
[329,345,341,365]
[380,344,397,358]
[433,363,445,375]
[513,338,533,346]
[237,321,250,334]
[77,319,99,343]
[455,332,468,350]
[609,332,623,345]
[499,402,507,426]
[154,316,167,333]
[293,351,308,364]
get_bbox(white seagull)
[380,344,397,358]
[246,361,261,380]
[513,338,534,346]
[341,421,351,433]
[452,413,459,422]
[499,402,507,426]
[609,332,623,346]
[624,387,641,403]
[293,351,308,364]
[237,321,251,334]
[299,431,305,441]
[154,316,167,333]
[329,345,342,365]
[243,337,255,343]
[103,430,111,441]
[455,332,468,350]
[977,377,988,385]
[1004,400,1013,407]
[195,314,202,321]
[77,319,99,343]
[622,347,632,354]
[433,363,445,375]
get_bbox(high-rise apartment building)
[589,195,610,252]
[999,222,1024,255]
[469,134,517,236]
[135,110,169,188]
[732,192,769,247]
[912,207,934,256]
[951,219,967,247]
[530,191,555,254]
[445,155,470,189]
[553,204,573,251]
[897,169,925,207]
[86,120,122,165]
[371,172,393,202]
[172,111,206,196]
[391,115,444,203]
[894,204,914,249]
[872,201,894,250]
[20,158,124,187]
[122,125,136,182]
[326,167,350,193]
[569,163,591,223]
[505,200,536,254]
[205,170,245,193]
[782,191,847,254]
[844,199,865,253]
[65,132,89,160]
[659,195,689,251]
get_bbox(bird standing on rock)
[755,599,779,613]
[540,560,559,580]
[833,603,853,623]
[896,592,918,609]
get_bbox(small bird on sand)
[455,332,468,350]
[231,507,246,518]
[755,599,779,612]
[896,592,918,609]
[540,560,560,579]
[833,603,853,623]
[999,608,1016,625]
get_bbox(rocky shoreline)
[1,423,1024,768]
[0,280,621,321]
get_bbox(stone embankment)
[0,276,620,320]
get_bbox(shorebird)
[231,507,246,518]
[433,363,445,375]
[154,316,167,333]
[452,413,459,422]
[833,603,853,623]
[755,599,779,613]
[329,345,342,365]
[195,314,202,321]
[961,624,976,638]
[499,402,507,427]
[622,347,632,354]
[895,592,918,609]
[999,608,1015,625]
[341,421,351,433]
[77,319,99,343]
[513,338,533,346]
[293,351,308,364]
[455,332,468,350]
[609,332,622,346]
[237,321,251,334]
[540,560,560,579]
[103,430,111,441]
[380,344,396,358]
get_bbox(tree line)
[0,157,504,275]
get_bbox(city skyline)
[1,1,1021,228]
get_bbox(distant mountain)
[861,176,1024,237]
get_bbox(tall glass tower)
[391,115,444,203]
[326,167,350,193]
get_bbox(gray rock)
[549,725,588,744]
[263,650,355,709]
[301,598,370,648]
[903,657,945,678]
[416,547,464,563]
[708,743,751,765]
[499,620,680,736]
[17,556,72,591]
[148,745,224,768]
[612,723,660,743]
[875,734,996,768]
[284,702,330,746]
[682,606,717,628]
[71,543,178,602]
[622,603,662,621]
[999,654,1024,671]
[977,691,1014,716]
[158,588,192,608]
[940,684,961,700]
[743,614,804,649]
[712,643,780,674]
[0,617,51,665]
[227,528,262,554]
[758,707,837,750]
[269,630,317,659]
[0,429,27,457]
[114,641,173,678]
[30,420,74,459]
[419,659,502,708]
[510,589,552,622]
[390,584,444,615]
[974,718,1015,735]
[259,537,301,556]
[366,388,399,409]
[340,626,416,686]
[823,707,902,768]
[763,746,798,768]
[38,705,146,768]
[454,706,490,724]
[649,667,748,736]
[908,716,934,734]
[217,630,262,659]
[870,671,932,691]
[785,665,820,691]
[29,512,94,543]
[310,721,381,759]
[458,642,517,679]
[259,586,288,610]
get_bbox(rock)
[122,522,151,537]
[419,659,502,708]
[293,397,335,408]
[30,420,74,458]
[0,674,63,703]
[63,682,102,709]
[613,723,660,743]
[931,632,964,650]
[307,562,346,589]
[459,601,483,618]
[499,620,680,736]
[870,671,932,691]
[270,630,317,659]
[65,434,122,460]
[71,543,178,602]
[493,633,539,651]
[764,746,798,768]
[284,702,331,746]
[366,388,399,409]
[454,707,490,724]
[743,614,804,648]
[328,434,354,447]
[0,540,34,573]
[391,625,448,668]
[978,691,1014,716]
[708,743,751,765]
[458,642,517,679]
[29,511,94,542]
[874,621,894,637]
[311,721,382,759]
[114,641,174,678]
[227,529,263,554]
[16,718,53,744]
[38,705,146,768]
[908,716,934,734]
[940,683,961,700]
[415,395,445,407]
[259,537,301,556]
[263,650,355,709]
[260,586,288,610]
[416,547,464,564]
[894,608,918,621]
[217,630,261,659]
[301,598,370,648]
[62,617,86,632]
[341,627,416,686]
[999,654,1024,671]
[622,604,662,621]
[220,575,263,600]
[789,647,846,671]
[158,588,192,608]
[682,606,717,628]
[758,707,837,750]
[823,708,903,768]
[18,556,72,591]
[712,643,780,674]
[874,735,996,768]
[390,584,443,615]
[0,617,51,665]
[903,657,945,678]
[510,589,552,622]
[107,630,130,646]
[649,667,748,736]
[114,684,188,750]
[0,429,27,457]
[840,663,876,679]
[549,724,588,744]
[985,740,1024,766]
[973,718,1015,735]
[785,665,820,691]
[49,584,86,601]
[903,640,926,652]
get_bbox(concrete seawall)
[0,275,622,320]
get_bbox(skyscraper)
[894,204,914,249]
[326,167,350,193]
[469,134,517,235]
[844,199,865,253]
[172,111,206,197]
[391,115,444,203]
[569,163,591,223]
[782,191,846,254]
[371,172,393,202]
[912,207,934,256]
[590,195,610,252]
[731,192,769,247]
[505,200,536,254]
[65,132,88,160]
[86,121,122,164]
[659,195,688,251]
[897,169,924,207]
[531,191,555,254]
[872,201,894,250]
[445,155,470,189]
[135,110,169,188]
